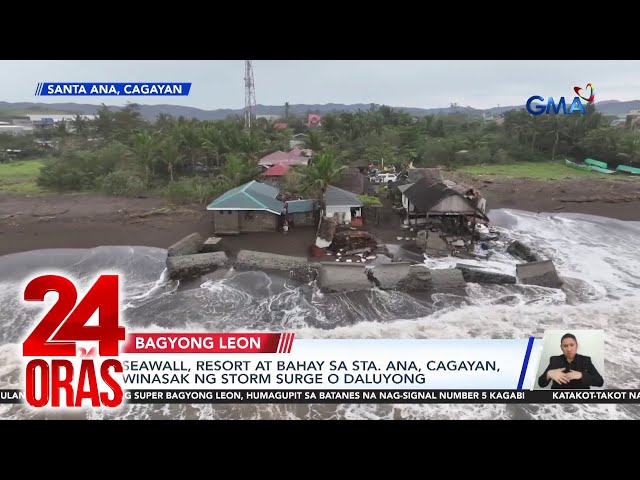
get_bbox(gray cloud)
[1,60,638,110]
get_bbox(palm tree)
[131,131,157,186]
[304,128,324,152]
[72,114,88,139]
[302,150,347,215]
[367,144,396,171]
[219,153,258,189]
[550,116,564,162]
[201,124,223,167]
[160,136,182,182]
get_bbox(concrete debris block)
[426,233,448,252]
[291,263,320,283]
[455,263,484,269]
[235,250,318,282]
[396,265,432,291]
[507,240,539,262]
[457,267,516,285]
[166,252,228,280]
[318,263,372,292]
[373,244,391,256]
[430,269,466,290]
[452,239,465,247]
[235,250,308,271]
[516,260,563,288]
[368,254,393,267]
[167,232,204,257]
[201,236,222,253]
[367,263,413,290]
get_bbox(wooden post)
[470,216,477,248]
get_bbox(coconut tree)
[219,153,258,189]
[201,123,224,167]
[302,150,347,215]
[72,114,88,139]
[160,135,183,182]
[130,131,157,186]
[304,128,324,152]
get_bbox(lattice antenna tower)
[244,60,256,128]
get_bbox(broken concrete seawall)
[165,234,551,293]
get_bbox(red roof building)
[258,149,310,167]
[262,163,290,177]
[305,114,322,127]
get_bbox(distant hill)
[587,99,640,116]
[1,99,638,121]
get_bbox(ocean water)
[0,208,639,420]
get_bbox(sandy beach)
[1,174,638,258]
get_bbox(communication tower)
[244,60,256,128]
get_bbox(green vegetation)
[457,161,632,181]
[1,101,639,205]
[301,151,347,212]
[357,194,382,206]
[0,159,45,193]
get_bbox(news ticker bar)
[3,390,640,405]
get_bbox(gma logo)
[526,96,587,116]
[526,83,595,116]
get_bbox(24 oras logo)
[526,83,595,116]
[22,274,126,408]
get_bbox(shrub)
[37,151,100,191]
[101,171,146,196]
[165,177,222,205]
[357,194,382,206]
[37,145,131,192]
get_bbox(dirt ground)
[1,173,639,258]
[0,194,212,257]
[446,171,640,221]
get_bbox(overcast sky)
[1,60,639,110]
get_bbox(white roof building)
[27,114,96,124]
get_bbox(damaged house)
[324,185,364,226]
[402,179,489,232]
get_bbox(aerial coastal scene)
[0,60,639,420]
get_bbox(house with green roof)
[207,180,286,234]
